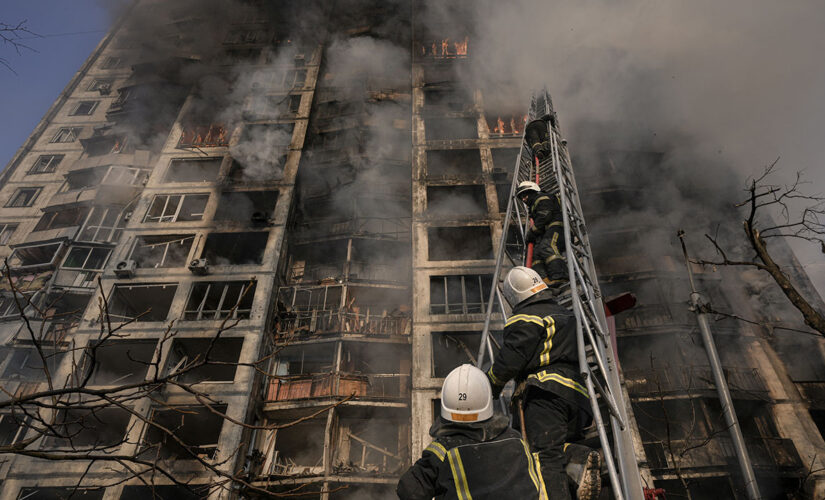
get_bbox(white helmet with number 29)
[440,364,493,423]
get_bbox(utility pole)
[677,230,762,500]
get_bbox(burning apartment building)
[0,0,823,498]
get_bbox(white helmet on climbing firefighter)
[515,181,541,199]
[440,364,494,423]
[501,266,548,307]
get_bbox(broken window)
[486,113,526,136]
[335,411,407,474]
[144,193,209,223]
[50,127,82,143]
[70,100,99,116]
[29,154,64,174]
[423,86,473,113]
[0,223,18,245]
[6,187,41,207]
[64,167,105,191]
[0,347,66,382]
[428,226,493,260]
[340,342,410,398]
[426,149,482,177]
[419,36,469,59]
[165,157,223,183]
[184,281,256,320]
[258,416,326,475]
[0,413,29,446]
[108,283,177,322]
[178,124,229,148]
[427,185,487,217]
[425,117,477,141]
[201,232,269,265]
[246,94,302,119]
[166,337,243,383]
[78,205,129,242]
[84,340,156,385]
[87,78,113,93]
[432,331,502,377]
[0,295,22,319]
[226,155,286,183]
[141,405,226,460]
[34,206,90,231]
[18,488,104,500]
[49,407,131,449]
[130,234,194,268]
[7,242,63,269]
[429,274,493,314]
[81,134,130,156]
[101,165,148,186]
[214,190,277,222]
[56,245,111,288]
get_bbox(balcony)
[275,308,410,341]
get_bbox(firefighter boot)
[577,450,602,500]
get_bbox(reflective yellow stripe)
[505,314,544,328]
[563,442,570,453]
[532,196,550,211]
[424,441,447,461]
[539,315,555,365]
[528,371,589,398]
[532,451,549,499]
[521,440,541,494]
[487,367,503,386]
[447,448,473,500]
[547,221,564,227]
[550,232,561,256]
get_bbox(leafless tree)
[0,263,352,498]
[0,19,39,73]
[694,160,825,336]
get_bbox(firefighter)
[486,266,601,500]
[397,364,547,500]
[516,180,567,289]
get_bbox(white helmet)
[501,266,547,307]
[440,364,493,423]
[516,181,541,198]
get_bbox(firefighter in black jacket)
[517,181,567,288]
[397,364,547,500]
[487,266,600,500]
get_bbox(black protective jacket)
[396,415,546,500]
[524,190,563,242]
[487,290,591,413]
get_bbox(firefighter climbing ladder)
[476,89,644,500]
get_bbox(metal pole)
[678,231,761,500]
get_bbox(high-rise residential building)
[0,1,823,499]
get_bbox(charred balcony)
[292,193,411,244]
[423,84,474,116]
[274,284,410,342]
[286,238,410,285]
[623,366,769,401]
[298,160,410,200]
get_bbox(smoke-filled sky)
[1,0,823,294]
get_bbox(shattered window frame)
[0,295,24,319]
[0,412,30,446]
[33,206,90,232]
[28,154,64,174]
[129,234,196,268]
[87,78,113,92]
[7,242,63,269]
[50,127,82,143]
[0,346,67,382]
[101,165,148,186]
[143,193,209,223]
[184,280,257,320]
[6,187,41,208]
[108,283,178,323]
[429,274,493,315]
[164,157,224,183]
[0,223,18,245]
[69,100,99,116]
[60,246,112,272]
[78,205,129,243]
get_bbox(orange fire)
[423,37,469,58]
[489,114,528,136]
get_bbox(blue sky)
[0,1,112,169]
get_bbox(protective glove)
[525,228,538,244]
[487,373,504,399]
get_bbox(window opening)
[0,223,17,245]
[79,205,129,242]
[427,185,487,217]
[165,157,223,183]
[6,187,41,207]
[426,149,482,177]
[29,154,64,174]
[428,226,493,260]
[429,274,493,314]
[70,100,99,116]
[178,124,229,148]
[85,340,156,385]
[141,405,226,460]
[144,194,209,223]
[166,337,243,383]
[214,191,276,222]
[51,127,82,143]
[184,281,256,320]
[201,232,268,265]
[130,235,195,268]
[108,283,177,322]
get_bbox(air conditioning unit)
[251,211,269,225]
[114,259,137,278]
[188,258,209,275]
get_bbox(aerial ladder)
[476,89,645,500]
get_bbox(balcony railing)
[294,216,411,242]
[624,367,768,396]
[265,372,408,401]
[275,308,410,340]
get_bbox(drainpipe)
[677,230,761,500]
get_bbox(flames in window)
[488,114,527,136]
[178,124,229,148]
[420,36,469,58]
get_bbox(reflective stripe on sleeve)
[424,441,447,462]
[505,314,545,328]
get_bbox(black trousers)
[522,388,585,500]
[531,227,566,284]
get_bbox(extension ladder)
[476,89,644,500]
